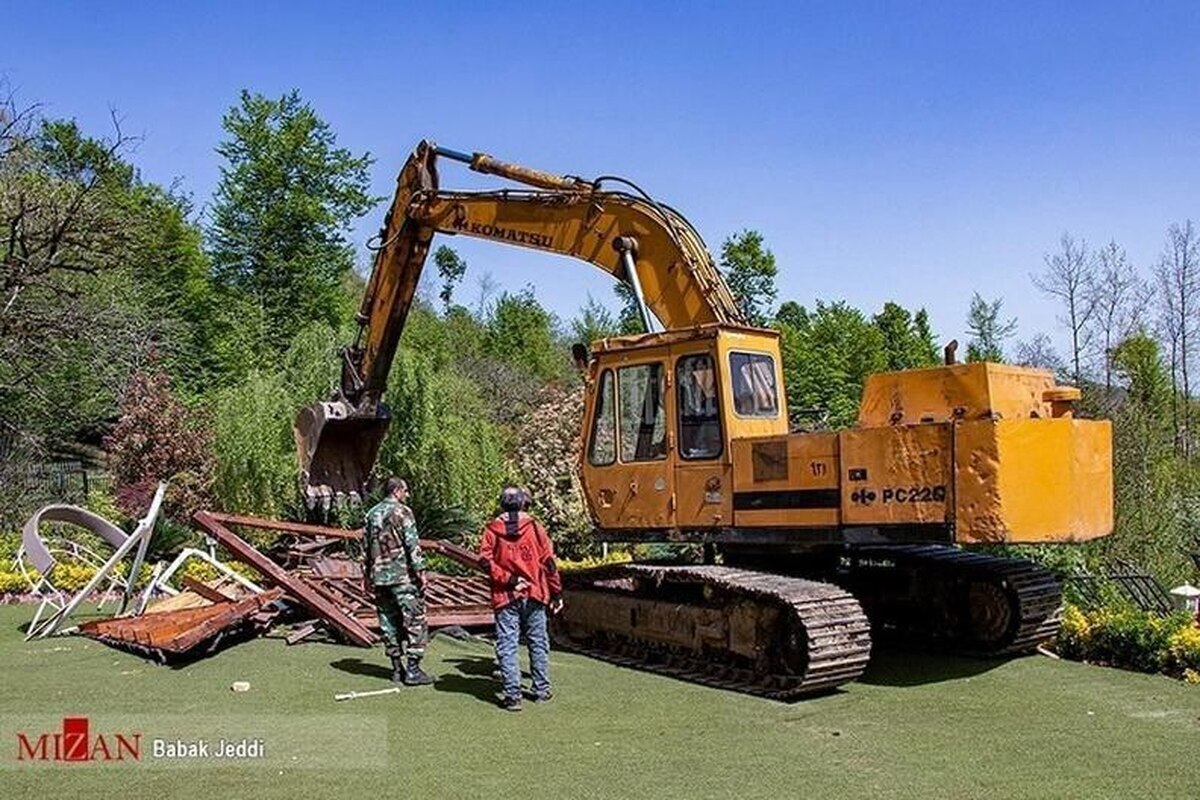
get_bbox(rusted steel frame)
[80,588,282,656]
[421,539,485,572]
[425,610,495,626]
[193,511,377,647]
[201,510,487,573]
[166,589,283,653]
[202,512,364,540]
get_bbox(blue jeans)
[495,598,550,700]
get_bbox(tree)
[1033,233,1097,385]
[1089,240,1142,394]
[776,301,886,427]
[208,90,376,355]
[1112,332,1170,413]
[965,293,1017,363]
[719,229,778,326]
[1153,221,1199,457]
[104,368,214,523]
[433,245,467,312]
[1,93,219,443]
[872,302,940,370]
[1014,332,1064,373]
[485,288,563,381]
[570,294,618,343]
[612,279,645,334]
[1,103,136,426]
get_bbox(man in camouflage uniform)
[362,476,434,685]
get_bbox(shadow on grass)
[858,645,1009,687]
[330,657,393,681]
[433,673,499,704]
[444,656,497,677]
[433,656,538,705]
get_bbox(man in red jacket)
[479,486,563,711]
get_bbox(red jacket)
[478,512,563,609]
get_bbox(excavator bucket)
[294,401,391,508]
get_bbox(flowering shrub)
[514,387,594,559]
[1166,625,1200,674]
[1056,601,1200,682]
[104,369,215,523]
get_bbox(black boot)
[389,654,405,683]
[403,656,435,686]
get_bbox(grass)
[2,603,1199,799]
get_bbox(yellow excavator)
[295,140,1113,697]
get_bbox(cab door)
[672,346,733,530]
[581,356,675,530]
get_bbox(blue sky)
[5,1,1199,353]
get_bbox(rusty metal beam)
[422,539,485,572]
[193,511,377,647]
[201,512,363,540]
[204,510,486,573]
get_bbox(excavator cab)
[579,325,789,535]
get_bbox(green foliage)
[433,246,468,312]
[208,89,377,355]
[965,292,1017,362]
[1112,332,1171,413]
[211,368,299,519]
[720,230,778,326]
[612,280,645,334]
[484,288,564,381]
[775,300,886,428]
[2,109,218,443]
[375,350,512,537]
[872,302,940,370]
[571,294,618,344]
[1097,332,1200,585]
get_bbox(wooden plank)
[181,576,234,604]
[285,622,319,645]
[193,511,377,647]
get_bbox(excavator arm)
[296,140,744,505]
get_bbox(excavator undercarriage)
[555,564,872,699]
[552,544,1063,698]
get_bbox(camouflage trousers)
[374,585,429,659]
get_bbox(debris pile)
[17,493,493,663]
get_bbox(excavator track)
[837,545,1063,656]
[554,564,872,699]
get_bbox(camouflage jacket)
[360,499,425,588]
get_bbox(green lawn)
[2,604,1198,799]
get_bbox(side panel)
[838,425,952,526]
[730,433,840,528]
[955,418,1114,544]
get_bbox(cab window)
[729,352,779,418]
[588,369,616,466]
[677,354,722,459]
[618,363,666,462]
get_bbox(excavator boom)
[296,140,744,505]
